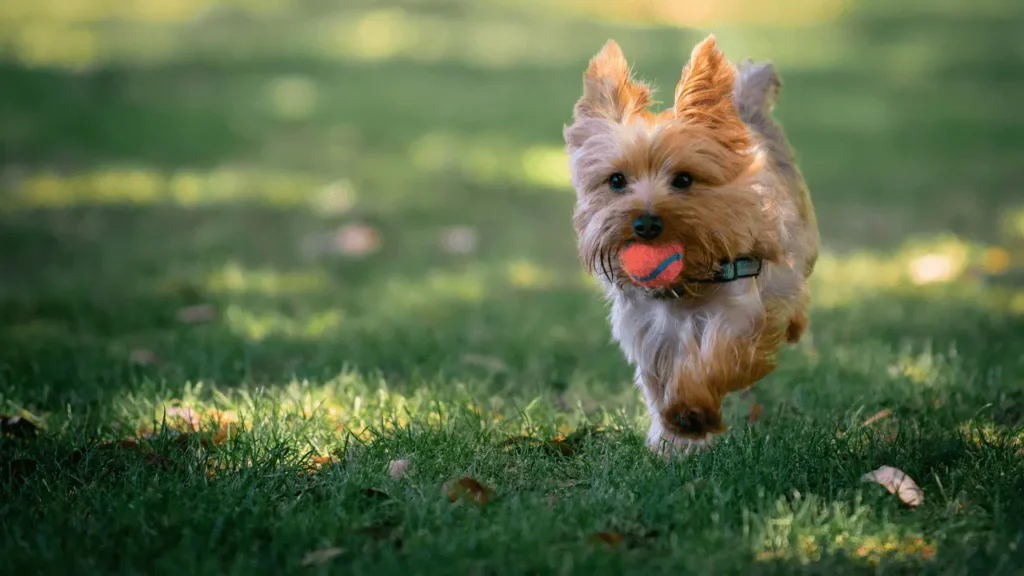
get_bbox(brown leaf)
[130,348,159,365]
[176,304,215,324]
[165,406,202,432]
[388,458,409,480]
[500,435,542,450]
[362,488,391,501]
[306,455,338,472]
[333,224,380,256]
[862,465,924,507]
[589,531,625,547]
[446,476,494,504]
[301,547,343,567]
[144,452,174,469]
[0,415,38,439]
[748,403,764,423]
[863,409,892,426]
[545,439,577,457]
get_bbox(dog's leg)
[786,309,808,343]
[645,308,786,456]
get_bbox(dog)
[563,35,819,456]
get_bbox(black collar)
[691,257,763,284]
[640,257,763,299]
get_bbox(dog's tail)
[734,59,781,120]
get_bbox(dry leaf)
[748,403,764,423]
[307,455,338,471]
[176,304,215,324]
[461,354,508,372]
[0,415,38,439]
[130,348,159,365]
[446,476,494,504]
[302,547,343,566]
[361,488,390,501]
[388,459,409,480]
[863,409,892,426]
[862,465,924,507]
[165,406,202,432]
[333,224,380,256]
[589,531,625,547]
[439,226,478,254]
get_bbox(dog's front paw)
[646,419,714,459]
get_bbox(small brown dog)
[564,35,819,455]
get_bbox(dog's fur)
[563,35,819,455]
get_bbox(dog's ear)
[573,40,652,124]
[673,35,750,151]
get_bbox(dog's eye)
[670,172,694,191]
[608,172,628,192]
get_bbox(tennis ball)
[619,242,684,288]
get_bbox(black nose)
[632,213,663,240]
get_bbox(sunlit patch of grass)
[205,262,333,296]
[266,75,319,121]
[410,131,572,192]
[223,305,343,342]
[886,344,958,388]
[1,165,327,210]
[364,260,584,320]
[114,374,612,456]
[811,234,1023,310]
[752,494,937,566]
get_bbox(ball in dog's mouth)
[619,242,685,288]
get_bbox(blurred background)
[1,0,1023,413]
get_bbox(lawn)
[2,0,1024,574]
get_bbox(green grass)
[2,0,1024,574]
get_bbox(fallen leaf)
[446,476,494,504]
[333,224,380,256]
[130,348,159,365]
[589,531,625,547]
[863,409,892,426]
[362,488,391,501]
[302,547,344,567]
[165,406,202,432]
[308,455,338,471]
[144,452,174,469]
[461,354,508,372]
[862,465,924,507]
[0,415,38,439]
[388,458,409,480]
[176,304,215,324]
[748,403,764,423]
[439,226,478,254]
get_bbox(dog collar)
[641,257,763,299]
[692,257,763,283]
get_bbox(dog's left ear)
[674,35,750,151]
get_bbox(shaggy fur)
[564,35,819,456]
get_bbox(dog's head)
[564,35,782,292]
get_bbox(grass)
[2,0,1024,574]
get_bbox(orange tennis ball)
[619,242,685,288]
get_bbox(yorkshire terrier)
[563,35,819,456]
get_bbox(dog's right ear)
[572,41,652,124]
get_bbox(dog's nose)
[632,213,663,240]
